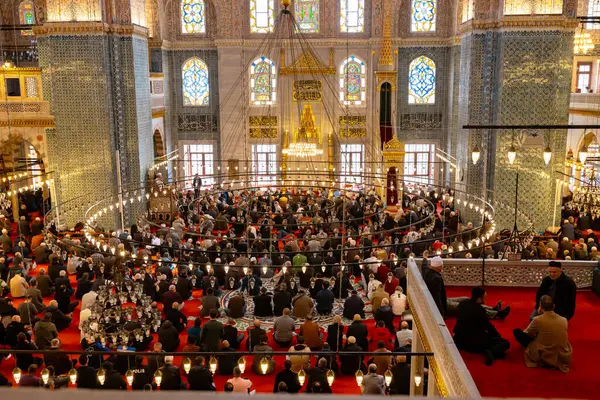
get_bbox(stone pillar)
[36,22,153,229]
[456,12,574,231]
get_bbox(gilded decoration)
[459,15,578,34]
[293,91,322,101]
[339,116,366,125]
[249,128,278,138]
[375,71,397,91]
[338,127,366,138]
[293,80,322,91]
[32,22,149,37]
[280,48,336,75]
[249,116,278,126]
[0,118,54,127]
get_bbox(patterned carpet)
[211,277,373,331]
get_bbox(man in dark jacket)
[188,356,215,391]
[315,281,335,314]
[423,256,447,317]
[162,285,183,313]
[306,357,333,393]
[158,356,182,390]
[273,360,302,393]
[223,319,244,350]
[175,271,194,300]
[346,315,369,352]
[165,302,187,332]
[35,269,53,296]
[227,292,246,318]
[389,355,411,395]
[343,290,365,320]
[253,287,273,317]
[533,261,577,320]
[218,340,239,375]
[273,284,292,316]
[158,320,180,352]
[76,355,97,389]
[199,309,224,352]
[131,355,151,390]
[453,287,510,365]
[326,316,344,352]
[340,336,366,376]
[99,361,127,390]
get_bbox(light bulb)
[355,370,364,386]
[543,146,552,165]
[243,266,248,275]
[507,144,517,164]
[224,265,229,274]
[238,357,246,374]
[260,357,269,375]
[126,370,134,386]
[302,265,307,274]
[262,266,267,275]
[209,357,218,374]
[97,368,106,385]
[384,369,393,386]
[298,369,306,386]
[415,375,422,387]
[154,370,162,387]
[471,145,481,165]
[68,368,77,384]
[12,367,21,384]
[183,357,192,374]
[326,369,335,386]
[282,266,287,274]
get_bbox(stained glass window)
[250,0,275,33]
[295,0,319,33]
[411,0,436,32]
[250,57,277,105]
[18,0,35,25]
[340,0,365,33]
[339,56,366,105]
[181,0,206,34]
[182,57,210,106]
[408,56,435,104]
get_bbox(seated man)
[453,287,510,365]
[513,295,572,372]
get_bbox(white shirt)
[364,257,379,273]
[390,292,407,315]
[81,291,98,311]
[367,279,382,300]
[79,308,91,339]
[396,328,413,345]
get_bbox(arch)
[250,0,274,33]
[181,0,206,34]
[339,56,366,105]
[295,0,319,33]
[0,135,45,192]
[408,55,435,104]
[153,129,166,158]
[250,56,277,105]
[182,57,210,106]
[18,0,35,25]
[411,0,436,32]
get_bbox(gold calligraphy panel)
[249,116,278,126]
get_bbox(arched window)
[182,57,210,106]
[181,0,206,34]
[295,0,319,33]
[588,0,600,29]
[339,56,366,105]
[250,56,277,105]
[411,0,436,32]
[340,0,365,33]
[18,0,35,25]
[250,0,274,33]
[408,56,435,104]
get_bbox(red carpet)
[446,286,600,399]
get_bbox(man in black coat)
[533,261,576,320]
[346,315,369,352]
[158,356,182,390]
[273,359,301,393]
[217,340,239,375]
[199,309,224,352]
[76,355,97,389]
[188,356,215,391]
[273,285,292,316]
[453,287,510,365]
[131,355,151,390]
[343,290,365,320]
[423,256,447,317]
[326,316,344,352]
[99,361,127,390]
[253,287,273,317]
[306,358,332,393]
[389,355,411,395]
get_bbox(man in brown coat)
[292,290,314,319]
[513,295,572,372]
[371,285,390,312]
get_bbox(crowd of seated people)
[0,185,586,390]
